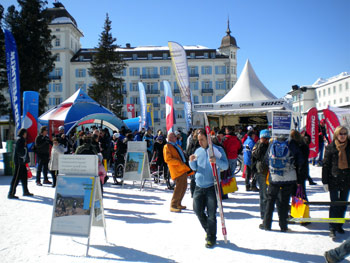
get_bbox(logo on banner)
[306,107,319,158]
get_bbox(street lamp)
[292,85,307,131]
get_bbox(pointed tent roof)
[218,59,276,103]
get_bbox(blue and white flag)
[4,29,21,135]
[138,82,147,129]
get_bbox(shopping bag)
[26,163,33,179]
[221,177,238,195]
[291,186,310,218]
[103,159,108,171]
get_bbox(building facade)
[45,3,239,131]
[289,72,350,127]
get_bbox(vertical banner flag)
[4,29,21,135]
[306,107,319,158]
[127,104,135,118]
[168,41,192,131]
[163,81,176,133]
[323,107,340,141]
[147,103,154,128]
[138,82,148,129]
[22,91,39,147]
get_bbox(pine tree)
[4,0,55,115]
[0,5,10,116]
[88,13,126,118]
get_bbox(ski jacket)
[163,143,192,180]
[143,134,154,153]
[14,136,29,166]
[252,141,269,175]
[322,139,350,191]
[243,136,255,166]
[223,135,241,160]
[34,134,51,158]
[189,145,228,188]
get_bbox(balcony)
[49,75,61,80]
[153,103,160,108]
[174,89,181,94]
[154,118,160,123]
[140,74,160,79]
[146,90,160,95]
[189,73,199,78]
[201,89,214,94]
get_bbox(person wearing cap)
[243,130,256,191]
[34,126,53,186]
[174,130,182,147]
[252,129,271,223]
[241,126,254,144]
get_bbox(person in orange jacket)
[164,132,193,212]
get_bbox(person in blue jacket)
[189,129,228,248]
[243,131,256,191]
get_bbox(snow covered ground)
[0,147,349,263]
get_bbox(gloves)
[323,184,329,192]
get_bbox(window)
[323,89,326,96]
[56,28,60,32]
[204,52,209,58]
[130,67,139,76]
[190,52,195,59]
[231,52,235,59]
[53,83,60,92]
[216,81,225,90]
[203,66,211,75]
[148,53,152,60]
[334,99,336,104]
[55,37,60,47]
[339,84,342,92]
[55,68,61,76]
[76,69,85,78]
[162,53,168,59]
[193,95,199,104]
[216,95,223,102]
[328,87,331,95]
[203,81,210,89]
[190,82,198,90]
[54,97,62,105]
[202,96,212,103]
[318,90,321,98]
[323,102,326,106]
[333,86,336,93]
[346,97,349,102]
[161,110,165,118]
[55,53,60,62]
[190,67,196,75]
[346,82,349,91]
[161,66,170,75]
[176,110,184,119]
[130,83,138,91]
[75,83,85,91]
[211,52,216,58]
[132,54,137,60]
[340,98,343,103]
[175,96,181,104]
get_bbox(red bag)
[26,163,33,179]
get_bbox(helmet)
[247,126,253,131]
[259,129,271,139]
[58,126,64,131]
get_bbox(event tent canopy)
[218,59,277,103]
[39,89,123,133]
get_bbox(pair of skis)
[204,113,228,244]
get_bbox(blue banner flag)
[138,82,148,129]
[22,91,39,147]
[4,30,21,135]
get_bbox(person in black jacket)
[322,126,350,239]
[34,126,52,186]
[252,129,270,222]
[152,135,168,177]
[186,129,200,197]
[8,128,33,199]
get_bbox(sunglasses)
[339,133,348,136]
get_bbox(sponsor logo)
[311,115,316,146]
[10,51,20,130]
[239,103,254,107]
[194,104,213,109]
[310,146,316,152]
[261,101,284,106]
[219,104,233,108]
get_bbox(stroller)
[150,157,174,190]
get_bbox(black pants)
[9,164,29,196]
[245,165,257,188]
[264,183,294,231]
[51,170,58,187]
[36,155,49,183]
[329,189,349,230]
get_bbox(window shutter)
[75,84,79,91]
[201,66,204,74]
[201,81,204,89]
[75,69,78,77]
[161,97,165,104]
[59,84,63,92]
[160,67,163,75]
[209,81,212,89]
[142,67,146,75]
[153,67,158,75]
[82,69,86,77]
[129,68,133,76]
[48,84,52,92]
[215,66,219,74]
[209,67,212,74]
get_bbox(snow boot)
[205,240,215,248]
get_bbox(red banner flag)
[306,107,319,158]
[323,108,340,141]
[127,104,135,118]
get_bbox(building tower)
[218,18,239,90]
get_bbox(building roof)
[44,2,79,29]
[312,72,350,87]
[218,59,276,103]
[219,19,238,49]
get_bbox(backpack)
[77,145,96,155]
[269,140,290,176]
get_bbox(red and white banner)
[306,107,319,158]
[127,104,135,119]
[323,108,340,141]
[164,81,175,132]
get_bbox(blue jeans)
[256,173,267,219]
[328,239,350,262]
[193,186,217,242]
[329,189,350,230]
[228,159,237,178]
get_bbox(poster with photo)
[51,176,95,237]
[124,152,145,181]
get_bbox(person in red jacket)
[223,127,242,178]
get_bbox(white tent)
[218,59,276,103]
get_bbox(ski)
[203,112,228,244]
[289,217,350,224]
[305,201,350,206]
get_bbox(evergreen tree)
[4,0,55,115]
[88,13,126,118]
[0,5,10,116]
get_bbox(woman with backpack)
[322,126,350,240]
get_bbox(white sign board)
[272,111,292,137]
[58,155,98,176]
[123,141,151,183]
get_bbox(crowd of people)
[5,121,350,260]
